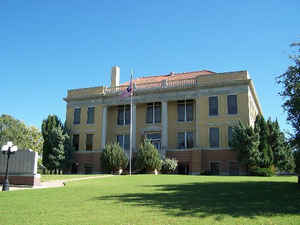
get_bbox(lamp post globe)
[1,141,18,191]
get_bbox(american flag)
[121,76,133,98]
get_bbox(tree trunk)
[298,176,300,184]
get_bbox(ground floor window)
[177,162,189,175]
[86,134,94,151]
[177,131,193,149]
[145,132,161,150]
[84,164,93,174]
[210,162,220,175]
[117,134,130,150]
[229,161,239,175]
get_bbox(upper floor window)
[117,134,130,150]
[209,96,218,116]
[209,127,219,148]
[87,107,95,124]
[146,102,161,124]
[73,108,81,124]
[117,105,130,125]
[177,131,194,149]
[228,126,233,146]
[72,134,79,151]
[178,100,193,122]
[227,95,238,114]
[86,134,94,151]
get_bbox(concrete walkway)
[1,175,113,191]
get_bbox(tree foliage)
[0,114,43,153]
[277,43,300,178]
[277,43,300,147]
[136,139,162,172]
[42,115,66,172]
[230,121,260,167]
[101,142,128,173]
[231,116,294,173]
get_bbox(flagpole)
[129,70,133,176]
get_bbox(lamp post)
[1,141,18,191]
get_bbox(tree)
[0,114,43,153]
[230,121,260,167]
[267,119,294,171]
[42,115,65,173]
[277,42,300,182]
[62,125,75,173]
[136,139,162,172]
[254,116,274,168]
[101,142,128,173]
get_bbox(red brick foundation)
[0,174,41,186]
[72,149,246,175]
[73,151,103,174]
[167,149,247,175]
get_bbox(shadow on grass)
[95,180,300,219]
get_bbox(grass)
[40,174,105,182]
[1,175,300,225]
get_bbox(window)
[146,102,161,123]
[87,107,95,124]
[86,134,94,151]
[209,127,219,148]
[210,162,220,175]
[146,132,161,150]
[72,134,79,151]
[177,100,193,122]
[73,108,81,124]
[177,131,194,149]
[117,105,130,125]
[117,134,130,150]
[229,161,239,175]
[227,95,237,114]
[209,96,218,116]
[228,126,233,146]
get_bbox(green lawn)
[40,174,106,182]
[1,175,300,225]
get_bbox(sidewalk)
[1,175,113,191]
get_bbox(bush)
[101,142,128,174]
[136,139,162,172]
[249,166,275,177]
[161,158,178,174]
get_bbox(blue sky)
[0,1,299,134]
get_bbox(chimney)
[111,66,120,87]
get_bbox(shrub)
[136,139,162,172]
[101,142,128,174]
[161,158,178,174]
[249,166,275,177]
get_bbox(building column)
[161,101,168,151]
[101,105,107,149]
[132,103,136,151]
[195,98,201,147]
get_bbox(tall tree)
[277,42,300,183]
[230,121,260,167]
[62,125,75,173]
[267,119,294,171]
[0,114,43,153]
[254,115,273,168]
[42,115,65,173]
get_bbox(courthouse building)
[64,66,262,175]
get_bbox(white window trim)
[178,100,193,122]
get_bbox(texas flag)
[121,76,133,98]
